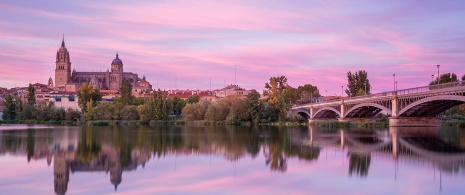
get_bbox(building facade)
[54,37,152,92]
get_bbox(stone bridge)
[290,81,465,126]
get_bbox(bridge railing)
[292,80,465,109]
[397,80,465,95]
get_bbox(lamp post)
[393,74,396,92]
[395,82,398,92]
[431,74,434,83]
[437,65,440,84]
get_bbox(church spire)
[61,34,65,47]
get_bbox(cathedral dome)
[112,53,123,65]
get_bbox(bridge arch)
[344,103,392,118]
[313,107,341,119]
[398,95,465,117]
[295,109,311,119]
[398,138,465,161]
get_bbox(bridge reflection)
[294,126,465,178]
[0,125,465,194]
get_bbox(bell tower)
[55,35,72,87]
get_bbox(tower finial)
[116,51,119,58]
[61,34,65,47]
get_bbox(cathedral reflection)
[1,125,465,194]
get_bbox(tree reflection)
[77,127,101,163]
[26,130,35,162]
[348,152,371,177]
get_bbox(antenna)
[157,77,158,90]
[234,65,236,85]
[210,78,211,91]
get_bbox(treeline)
[2,84,81,122]
[81,81,187,123]
[3,76,321,125]
[181,76,321,124]
[182,90,282,124]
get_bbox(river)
[0,125,464,194]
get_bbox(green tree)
[153,90,168,120]
[137,101,153,123]
[297,84,320,104]
[27,83,35,105]
[132,97,145,106]
[77,83,102,112]
[462,74,465,81]
[166,98,174,115]
[120,79,133,105]
[172,96,186,115]
[182,101,210,121]
[121,105,139,120]
[84,99,94,120]
[346,70,371,97]
[430,73,459,85]
[264,76,288,120]
[187,95,200,104]
[2,94,17,120]
[65,107,82,121]
[246,90,261,124]
[282,87,299,106]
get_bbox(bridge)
[290,81,465,126]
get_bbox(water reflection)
[1,125,465,194]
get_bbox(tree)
[187,95,200,104]
[264,76,288,120]
[282,87,299,106]
[246,90,261,124]
[2,95,17,120]
[346,70,371,97]
[84,99,94,120]
[120,79,133,105]
[153,90,168,120]
[77,83,102,112]
[429,73,459,85]
[172,96,186,115]
[297,84,320,104]
[462,74,465,81]
[27,83,35,105]
[65,107,82,121]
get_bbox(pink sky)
[1,0,464,95]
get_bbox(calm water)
[1,125,465,195]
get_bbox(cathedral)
[54,36,152,92]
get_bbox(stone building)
[54,36,152,92]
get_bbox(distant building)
[166,89,217,102]
[214,84,250,99]
[54,36,152,92]
[49,91,80,110]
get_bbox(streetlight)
[393,74,396,92]
[437,65,440,84]
[431,74,434,83]
[395,82,398,92]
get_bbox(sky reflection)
[0,125,465,194]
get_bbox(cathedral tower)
[55,35,72,87]
[109,53,124,90]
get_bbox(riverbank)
[2,119,465,128]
